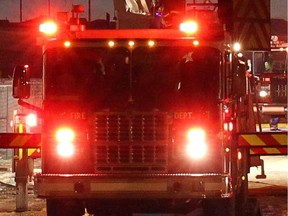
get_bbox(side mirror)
[12,65,31,99]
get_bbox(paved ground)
[248,156,287,216]
[0,155,287,216]
[248,156,288,188]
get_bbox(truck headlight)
[186,128,207,159]
[259,90,268,97]
[57,142,75,157]
[56,128,75,157]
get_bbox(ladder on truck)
[185,0,218,11]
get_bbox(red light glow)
[179,21,198,34]
[39,21,57,35]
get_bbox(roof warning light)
[39,21,58,35]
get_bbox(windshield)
[264,51,287,73]
[44,45,220,111]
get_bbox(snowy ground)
[248,156,288,188]
[0,151,46,215]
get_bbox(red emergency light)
[179,21,198,34]
[39,21,58,35]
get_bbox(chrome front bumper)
[35,173,233,199]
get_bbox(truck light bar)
[39,21,58,35]
[179,21,198,34]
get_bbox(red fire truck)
[9,2,286,216]
[255,48,287,130]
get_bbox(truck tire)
[46,199,85,216]
[202,198,234,216]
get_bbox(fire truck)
[253,47,287,130]
[238,34,287,131]
[7,1,287,216]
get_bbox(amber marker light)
[128,40,135,47]
[148,40,155,47]
[64,41,71,47]
[193,40,200,46]
[108,41,115,47]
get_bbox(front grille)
[271,77,287,103]
[92,112,170,173]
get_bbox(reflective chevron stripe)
[238,133,287,147]
[250,147,287,155]
[18,148,41,160]
[0,133,41,148]
[238,133,287,155]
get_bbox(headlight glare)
[186,128,207,159]
[55,128,75,157]
[259,90,268,97]
[57,142,75,157]
[56,128,75,143]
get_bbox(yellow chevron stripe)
[272,134,287,146]
[10,136,31,147]
[250,148,282,155]
[256,123,288,129]
[243,135,266,146]
[250,149,258,154]
[19,148,40,160]
[28,148,38,156]
[265,148,281,154]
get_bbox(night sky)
[0,0,286,22]
[0,0,286,78]
[0,0,114,22]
